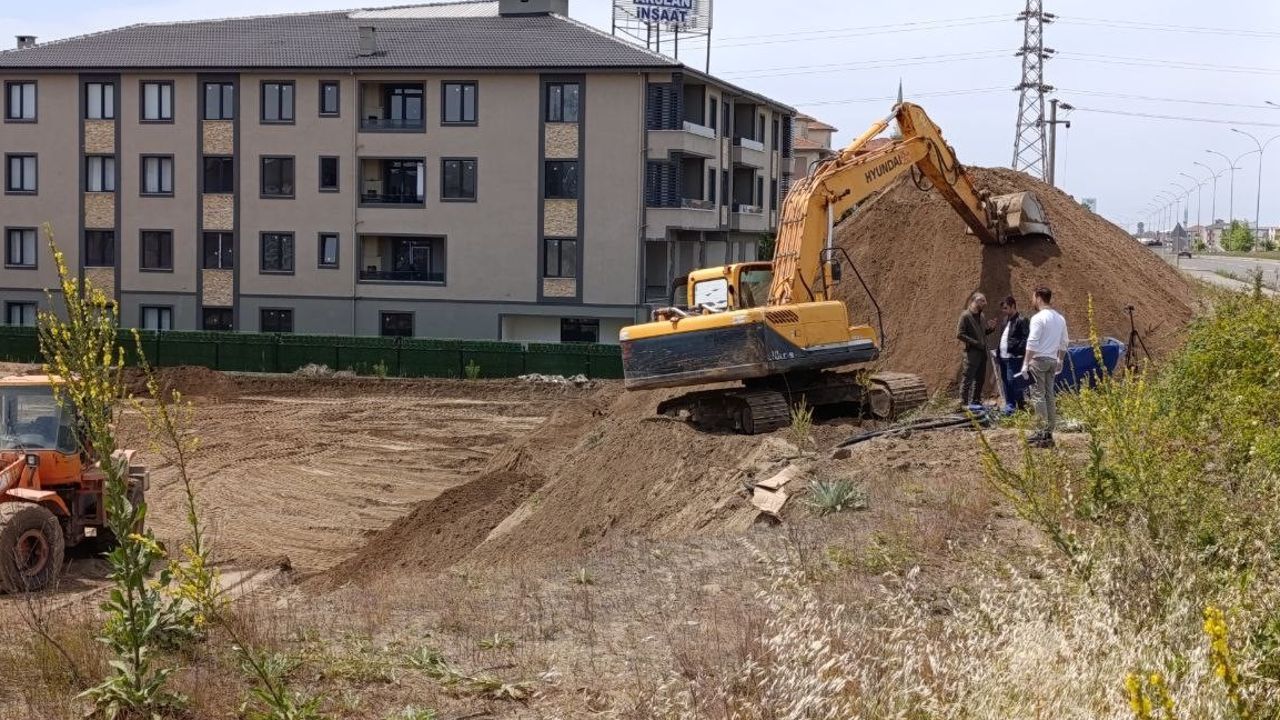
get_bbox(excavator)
[620,102,1053,434]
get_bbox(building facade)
[787,113,837,179]
[0,0,792,343]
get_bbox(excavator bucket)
[991,191,1054,240]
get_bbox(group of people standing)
[956,286,1068,448]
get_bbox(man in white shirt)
[1019,286,1069,447]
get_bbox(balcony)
[359,159,424,207]
[358,235,446,284]
[732,203,768,233]
[359,82,425,133]
[681,197,716,210]
[648,121,720,161]
[732,137,766,167]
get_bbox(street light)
[1230,128,1280,234]
[1193,160,1226,224]
[1206,148,1260,224]
[1179,171,1205,228]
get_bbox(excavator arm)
[768,102,1048,306]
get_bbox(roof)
[680,66,795,114]
[792,136,831,152]
[795,114,837,132]
[0,1,679,71]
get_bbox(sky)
[3,0,1279,231]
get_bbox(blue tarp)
[1056,337,1126,391]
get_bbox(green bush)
[1220,220,1256,252]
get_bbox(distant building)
[789,114,837,178]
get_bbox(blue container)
[1055,337,1125,391]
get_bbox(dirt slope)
[835,167,1199,393]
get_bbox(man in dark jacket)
[996,295,1030,413]
[956,292,995,406]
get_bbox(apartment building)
[788,113,837,178]
[0,0,793,343]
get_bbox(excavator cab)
[0,375,148,593]
[654,262,774,319]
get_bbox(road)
[1150,246,1280,293]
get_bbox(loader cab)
[684,262,774,313]
[0,376,85,486]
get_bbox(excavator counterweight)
[620,102,1054,434]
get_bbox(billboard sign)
[621,0,710,31]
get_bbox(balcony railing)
[360,117,425,131]
[733,202,763,214]
[733,137,766,152]
[681,120,717,139]
[359,269,444,283]
[680,197,716,210]
[360,191,424,206]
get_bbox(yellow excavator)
[620,102,1053,434]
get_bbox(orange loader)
[0,374,148,593]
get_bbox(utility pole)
[1044,99,1073,186]
[1230,129,1279,235]
[1206,149,1257,226]
[1011,0,1056,179]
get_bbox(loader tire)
[0,502,65,594]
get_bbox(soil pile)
[834,167,1199,393]
[125,365,240,401]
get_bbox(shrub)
[805,479,867,516]
[788,398,813,450]
[464,360,482,380]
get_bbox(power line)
[793,87,1008,108]
[652,18,1008,50]
[712,14,1009,42]
[1055,89,1276,110]
[1069,106,1280,127]
[1057,17,1280,39]
[1057,52,1280,76]
[720,50,1010,80]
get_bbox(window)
[6,302,36,327]
[363,159,423,205]
[203,156,234,193]
[442,82,477,124]
[708,97,717,132]
[85,230,115,267]
[364,84,424,130]
[260,308,293,333]
[261,157,294,197]
[141,306,173,331]
[261,81,295,123]
[85,156,116,192]
[707,168,717,204]
[140,230,173,271]
[202,232,234,269]
[756,176,764,207]
[544,160,578,199]
[757,112,766,142]
[85,82,115,120]
[319,156,339,192]
[202,307,233,331]
[560,318,599,343]
[141,82,173,121]
[5,82,35,121]
[141,156,173,195]
[722,102,731,135]
[380,312,413,338]
[359,236,444,282]
[441,158,476,201]
[260,232,294,273]
[772,117,780,149]
[5,228,37,267]
[771,179,779,207]
[721,170,728,207]
[543,238,577,278]
[318,233,339,268]
[6,154,36,193]
[545,82,580,123]
[204,81,234,120]
[319,81,340,116]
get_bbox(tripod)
[1125,305,1153,372]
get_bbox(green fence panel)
[155,331,221,368]
[0,326,41,363]
[459,340,525,378]
[213,333,278,373]
[334,336,400,376]
[120,329,159,367]
[400,338,463,378]
[586,343,624,379]
[275,334,341,373]
[524,342,592,376]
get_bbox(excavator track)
[656,371,928,435]
[865,372,930,419]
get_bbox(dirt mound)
[124,365,240,401]
[835,167,1199,394]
